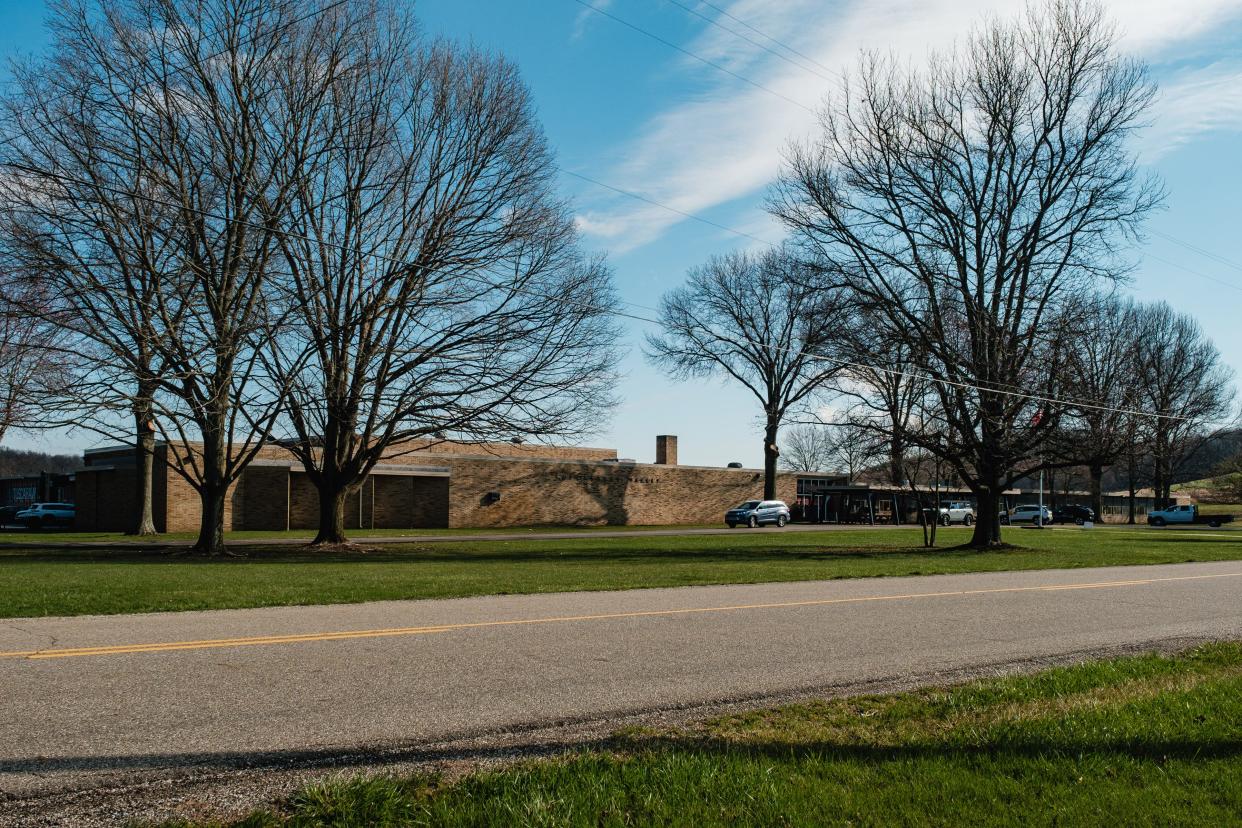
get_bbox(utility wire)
[695,0,844,80]
[567,0,815,114]
[662,0,841,85]
[1149,230,1242,275]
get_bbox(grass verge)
[2,525,1241,618]
[157,641,1242,827]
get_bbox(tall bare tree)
[779,424,834,473]
[773,0,1161,546]
[1059,294,1143,519]
[646,245,850,499]
[1133,302,1234,506]
[0,0,332,552]
[0,273,69,446]
[266,4,621,546]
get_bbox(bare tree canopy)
[0,0,336,552]
[0,273,69,445]
[773,0,1161,546]
[779,424,833,473]
[266,2,622,545]
[1056,293,1143,518]
[1133,302,1235,505]
[646,245,849,499]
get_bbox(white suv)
[938,501,976,526]
[16,502,76,529]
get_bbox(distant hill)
[0,447,80,478]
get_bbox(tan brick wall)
[443,457,796,527]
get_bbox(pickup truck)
[938,501,976,526]
[1146,504,1234,528]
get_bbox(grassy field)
[159,642,1242,827]
[2,524,1241,618]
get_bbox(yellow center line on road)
[3,571,1239,661]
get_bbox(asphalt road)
[2,561,1241,808]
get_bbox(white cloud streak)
[574,0,1242,253]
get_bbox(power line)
[1149,230,1242,275]
[567,0,815,114]
[561,168,775,248]
[662,0,841,86]
[695,0,843,80]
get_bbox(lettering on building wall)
[553,472,658,485]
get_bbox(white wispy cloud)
[570,0,614,42]
[575,0,1242,253]
[1141,61,1242,161]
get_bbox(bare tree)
[779,424,833,472]
[0,0,331,552]
[265,4,621,546]
[1058,294,1144,519]
[1133,302,1234,506]
[646,245,850,499]
[0,273,69,446]
[773,0,1161,546]
[835,315,929,487]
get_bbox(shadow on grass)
[0,543,1045,567]
[5,732,1238,780]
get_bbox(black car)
[0,504,23,527]
[1050,504,1095,525]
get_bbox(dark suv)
[726,500,791,528]
[1051,504,1095,525]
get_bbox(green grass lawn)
[159,642,1242,827]
[3,524,1241,618]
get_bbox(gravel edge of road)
[2,633,1227,828]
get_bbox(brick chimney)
[655,435,678,466]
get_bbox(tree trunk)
[763,420,779,500]
[888,435,904,487]
[194,484,227,555]
[312,481,350,546]
[970,484,1003,548]
[1088,462,1104,524]
[192,426,228,555]
[127,394,158,536]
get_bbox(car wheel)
[1150,517,1166,527]
[1075,518,1084,526]
[776,515,787,528]
[963,514,974,527]
[727,522,736,529]
[1209,519,1222,528]
[748,515,758,528]
[41,515,55,529]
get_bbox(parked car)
[1001,504,1052,525]
[1147,504,1234,528]
[0,504,24,526]
[938,501,976,526]
[726,500,791,528]
[1050,504,1095,525]
[15,502,76,529]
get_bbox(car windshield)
[737,501,760,509]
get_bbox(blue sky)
[4,1,1242,466]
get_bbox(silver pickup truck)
[938,501,976,526]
